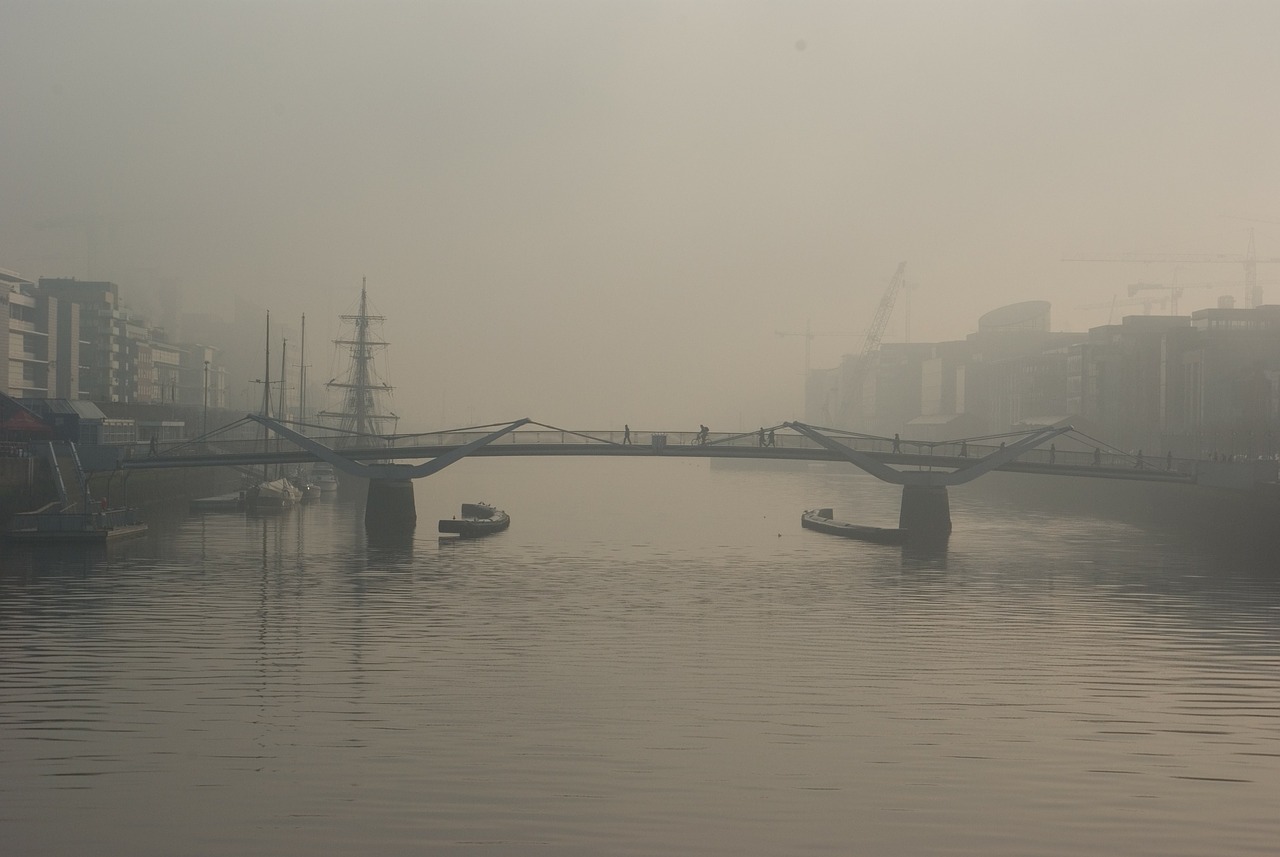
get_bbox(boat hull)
[4,523,148,543]
[246,478,303,512]
[801,508,909,545]
[439,503,510,538]
[4,504,149,543]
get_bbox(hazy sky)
[3,1,1279,429]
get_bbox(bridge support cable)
[157,415,260,457]
[521,420,620,446]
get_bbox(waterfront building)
[36,278,124,401]
[1073,304,1280,457]
[1179,305,1280,455]
[1076,315,1192,453]
[822,300,1086,439]
[1,269,78,399]
[34,277,229,413]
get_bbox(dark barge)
[439,502,510,538]
[800,508,909,545]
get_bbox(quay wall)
[1,458,240,528]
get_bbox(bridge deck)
[117,428,1201,484]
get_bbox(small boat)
[288,474,321,504]
[246,477,303,512]
[310,463,339,493]
[801,508,909,545]
[439,502,510,538]
[4,501,148,543]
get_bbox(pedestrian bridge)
[118,417,1200,478]
[88,415,1252,541]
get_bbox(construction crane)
[834,261,907,428]
[775,320,859,378]
[1124,280,1221,316]
[1079,294,1171,324]
[778,262,909,378]
[1065,230,1280,308]
[859,261,908,360]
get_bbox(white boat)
[288,473,321,503]
[310,463,339,493]
[247,477,303,512]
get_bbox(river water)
[2,458,1278,856]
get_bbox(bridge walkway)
[116,420,1201,485]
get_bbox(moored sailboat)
[318,279,399,493]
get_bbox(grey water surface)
[2,458,1278,856]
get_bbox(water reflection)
[900,538,950,570]
[2,461,1279,856]
[365,524,416,558]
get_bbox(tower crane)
[775,320,859,378]
[1124,280,1221,315]
[1065,231,1280,308]
[1079,294,1171,323]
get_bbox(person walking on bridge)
[623,424,632,445]
[758,427,766,447]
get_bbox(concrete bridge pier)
[365,477,416,530]
[900,484,951,540]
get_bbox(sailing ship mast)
[259,312,271,483]
[299,314,307,427]
[320,278,398,444]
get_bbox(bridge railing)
[140,424,1198,476]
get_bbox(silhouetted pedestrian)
[959,440,968,458]
[767,429,776,447]
[623,424,632,444]
[892,433,901,453]
[149,436,158,456]
[1049,443,1056,464]
[758,427,766,447]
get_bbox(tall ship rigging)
[319,279,400,449]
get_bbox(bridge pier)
[899,485,951,540]
[365,478,416,530]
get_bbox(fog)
[3,1,1278,430]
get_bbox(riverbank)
[1,458,242,530]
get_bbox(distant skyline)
[3,0,1278,428]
